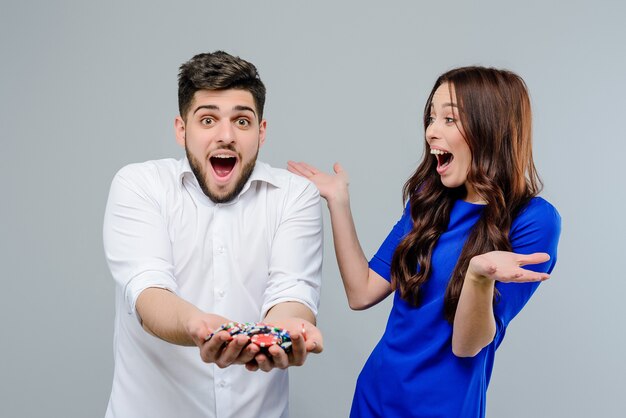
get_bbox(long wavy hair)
[389,66,542,322]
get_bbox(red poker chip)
[251,333,279,348]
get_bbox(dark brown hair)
[178,51,266,120]
[390,66,541,322]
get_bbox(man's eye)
[236,118,250,127]
[201,118,214,126]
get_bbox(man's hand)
[186,315,261,368]
[246,318,323,372]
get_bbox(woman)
[288,66,561,417]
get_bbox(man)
[103,51,323,418]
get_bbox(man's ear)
[174,116,186,147]
[258,119,267,147]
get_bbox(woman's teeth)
[430,148,452,167]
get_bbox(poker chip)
[251,333,279,348]
[279,341,293,351]
[204,321,293,353]
[204,321,245,341]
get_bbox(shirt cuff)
[124,270,178,323]
[261,293,319,322]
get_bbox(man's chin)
[205,183,239,204]
[203,168,252,204]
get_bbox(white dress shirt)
[103,157,322,418]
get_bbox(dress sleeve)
[493,197,562,346]
[369,203,413,282]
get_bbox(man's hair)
[178,51,266,120]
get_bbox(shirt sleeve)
[103,164,178,322]
[261,178,323,318]
[369,203,412,282]
[493,197,562,346]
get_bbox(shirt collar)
[178,157,281,202]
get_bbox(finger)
[517,252,550,266]
[499,268,550,283]
[517,269,550,282]
[300,323,323,353]
[303,329,323,353]
[298,161,319,174]
[236,341,260,364]
[215,335,249,367]
[245,359,259,372]
[267,345,290,369]
[201,331,231,362]
[333,162,344,174]
[287,161,308,177]
[255,353,274,373]
[288,333,307,366]
[307,338,323,354]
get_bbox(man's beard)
[186,145,258,203]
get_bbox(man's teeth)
[430,149,449,155]
[213,154,233,158]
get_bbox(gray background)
[2,1,624,417]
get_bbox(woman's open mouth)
[431,148,453,172]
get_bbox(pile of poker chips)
[205,322,293,353]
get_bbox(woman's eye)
[427,116,435,125]
[445,117,456,123]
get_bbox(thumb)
[333,162,344,174]
[518,252,550,266]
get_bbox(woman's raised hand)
[287,161,349,205]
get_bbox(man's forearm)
[136,287,225,346]
[264,301,316,325]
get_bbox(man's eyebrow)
[193,105,219,115]
[233,105,257,117]
[192,104,257,117]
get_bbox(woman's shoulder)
[511,196,562,242]
[517,196,560,220]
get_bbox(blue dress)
[351,198,561,418]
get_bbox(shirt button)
[217,290,225,298]
[217,246,225,254]
[218,380,227,388]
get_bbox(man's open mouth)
[210,155,237,178]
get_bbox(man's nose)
[216,121,236,143]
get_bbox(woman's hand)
[287,161,349,206]
[453,251,551,357]
[467,251,551,284]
